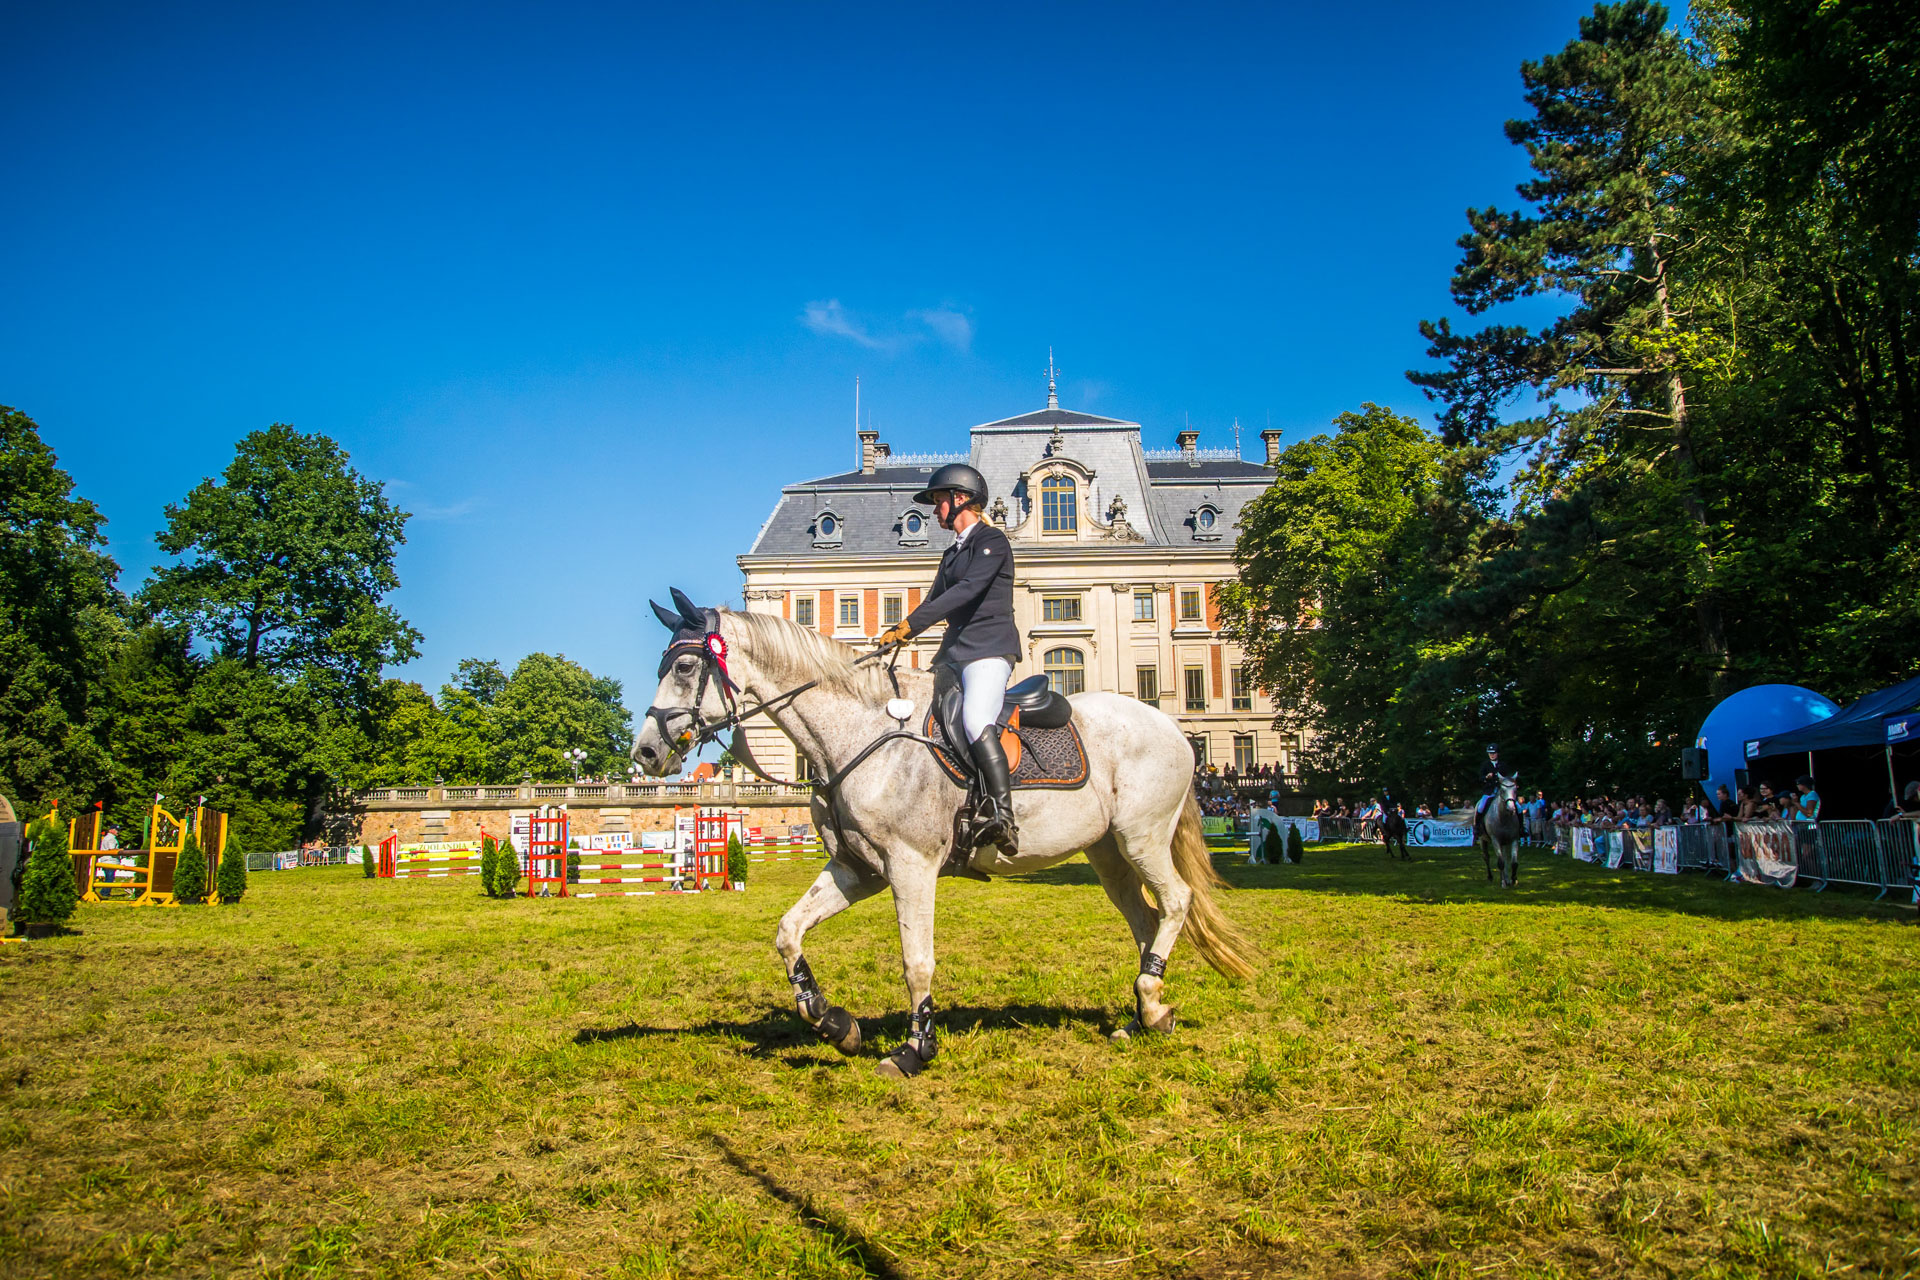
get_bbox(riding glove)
[877,623,912,647]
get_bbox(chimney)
[1176,429,1199,458]
[1261,427,1282,465]
[858,428,880,474]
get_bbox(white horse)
[1481,772,1524,887]
[632,597,1253,1080]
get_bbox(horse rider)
[1475,742,1507,833]
[876,462,1022,856]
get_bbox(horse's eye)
[676,657,697,674]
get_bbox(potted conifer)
[727,832,747,891]
[14,814,78,937]
[216,837,246,904]
[172,831,208,904]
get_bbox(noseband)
[644,631,742,758]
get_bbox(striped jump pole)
[570,844,697,897]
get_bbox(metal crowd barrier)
[1538,818,1919,900]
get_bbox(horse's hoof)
[816,1006,862,1056]
[1111,1011,1176,1041]
[875,1045,929,1080]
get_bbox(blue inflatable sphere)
[1694,684,1839,801]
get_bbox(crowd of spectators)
[1194,763,1920,841]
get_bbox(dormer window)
[812,510,843,548]
[1191,503,1223,541]
[897,507,929,547]
[1041,473,1078,533]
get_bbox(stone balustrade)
[351,780,815,805]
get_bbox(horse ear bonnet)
[653,589,724,678]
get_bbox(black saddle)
[933,673,1073,763]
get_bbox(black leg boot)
[967,732,1019,859]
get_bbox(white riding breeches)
[956,657,1012,744]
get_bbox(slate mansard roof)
[743,402,1275,560]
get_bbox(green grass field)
[2,843,1916,1279]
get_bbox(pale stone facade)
[736,391,1297,782]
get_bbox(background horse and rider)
[632,594,1252,1079]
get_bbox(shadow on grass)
[710,1134,909,1279]
[575,1000,1111,1057]
[1214,842,1915,926]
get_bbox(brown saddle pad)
[923,706,1089,791]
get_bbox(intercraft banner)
[1604,832,1626,868]
[1572,828,1595,862]
[1407,813,1475,847]
[1737,821,1798,888]
[1653,827,1679,874]
[1629,828,1655,871]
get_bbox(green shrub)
[1286,825,1305,864]
[361,843,376,877]
[173,831,208,904]
[1256,819,1281,865]
[726,833,747,887]
[495,839,520,898]
[216,837,246,904]
[479,834,499,896]
[14,815,79,930]
[567,838,580,884]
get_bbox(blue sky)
[3,1,1602,708]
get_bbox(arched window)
[1041,474,1077,533]
[818,515,837,537]
[904,512,923,535]
[1043,646,1085,696]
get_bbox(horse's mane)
[720,609,923,702]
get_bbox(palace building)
[736,374,1292,781]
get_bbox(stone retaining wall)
[333,785,814,847]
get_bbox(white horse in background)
[632,597,1253,1080]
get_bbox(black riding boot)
[967,731,1018,858]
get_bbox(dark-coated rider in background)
[1475,742,1505,832]
[876,463,1022,857]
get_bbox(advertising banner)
[1737,820,1798,887]
[1653,827,1679,874]
[1629,828,1655,871]
[1406,813,1475,847]
[1604,832,1626,868]
[1572,828,1595,862]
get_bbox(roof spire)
[1046,347,1060,410]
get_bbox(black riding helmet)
[913,462,989,508]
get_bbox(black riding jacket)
[1480,760,1506,790]
[905,521,1020,665]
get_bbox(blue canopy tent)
[1749,675,1920,818]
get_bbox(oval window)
[819,515,837,537]
[1198,509,1215,530]
[905,512,923,534]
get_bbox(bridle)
[642,622,958,820]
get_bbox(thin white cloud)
[802,299,890,350]
[911,306,973,352]
[384,480,478,521]
[802,299,975,355]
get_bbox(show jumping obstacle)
[66,798,230,906]
[368,804,790,898]
[521,805,738,898]
[376,835,487,879]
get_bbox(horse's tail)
[1169,790,1256,981]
